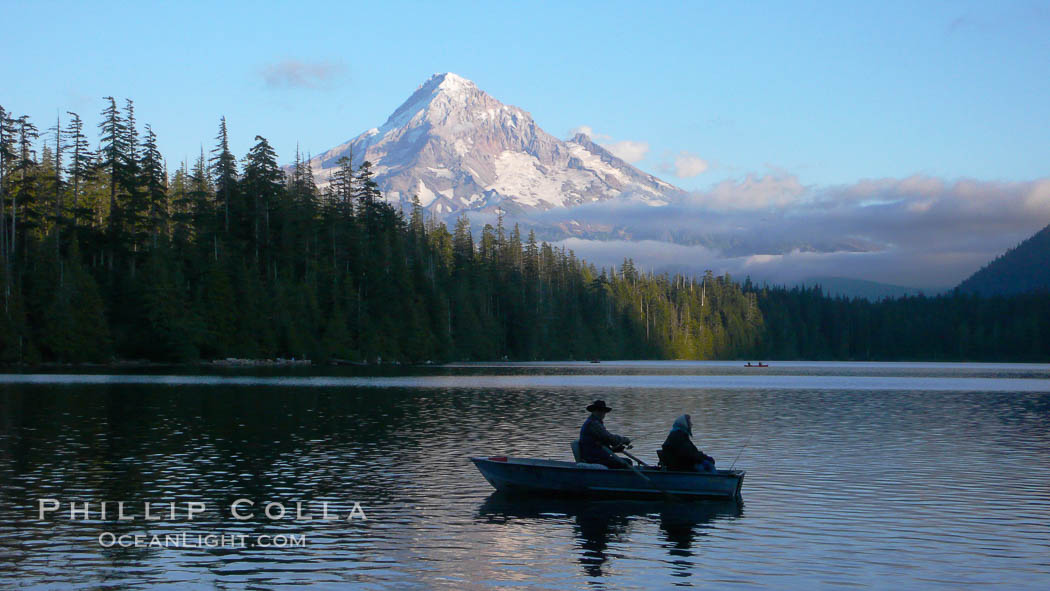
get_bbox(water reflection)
[477,493,742,580]
[2,368,1049,589]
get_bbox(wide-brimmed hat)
[586,400,613,413]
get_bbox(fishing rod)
[729,434,753,471]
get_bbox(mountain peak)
[381,72,487,132]
[424,72,475,94]
[303,73,685,216]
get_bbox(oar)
[611,445,679,501]
[620,448,651,469]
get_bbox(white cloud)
[262,59,346,89]
[569,125,597,139]
[661,151,709,178]
[568,125,648,162]
[603,140,650,163]
[569,124,611,141]
[697,173,807,210]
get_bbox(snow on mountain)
[303,72,685,216]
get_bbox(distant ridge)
[957,223,1050,296]
[801,276,946,300]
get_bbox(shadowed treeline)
[756,286,1050,361]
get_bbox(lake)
[1,362,1049,589]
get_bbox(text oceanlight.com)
[99,532,306,548]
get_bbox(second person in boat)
[661,414,716,472]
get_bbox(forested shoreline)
[0,100,1047,364]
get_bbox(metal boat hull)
[471,457,744,500]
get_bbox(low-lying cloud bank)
[534,174,1050,289]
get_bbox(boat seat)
[572,440,610,469]
[576,462,609,470]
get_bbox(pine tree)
[46,113,67,255]
[209,117,237,233]
[140,124,167,247]
[289,145,317,203]
[331,153,355,210]
[12,116,39,261]
[0,106,18,310]
[64,112,93,232]
[119,99,148,275]
[352,160,380,208]
[408,194,425,243]
[97,96,127,266]
[242,135,283,263]
[452,213,473,271]
[169,161,192,244]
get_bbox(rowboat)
[471,456,745,500]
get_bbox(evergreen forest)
[957,223,1050,297]
[0,100,1047,364]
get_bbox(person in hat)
[660,414,715,472]
[579,400,633,469]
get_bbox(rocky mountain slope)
[303,73,685,216]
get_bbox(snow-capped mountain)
[304,73,685,215]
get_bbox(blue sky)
[3,0,1048,190]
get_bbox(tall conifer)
[209,117,237,232]
[140,125,166,247]
[64,112,93,231]
[98,96,127,265]
[243,135,283,262]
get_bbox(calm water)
[1,362,1049,589]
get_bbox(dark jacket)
[661,429,711,471]
[579,415,629,463]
